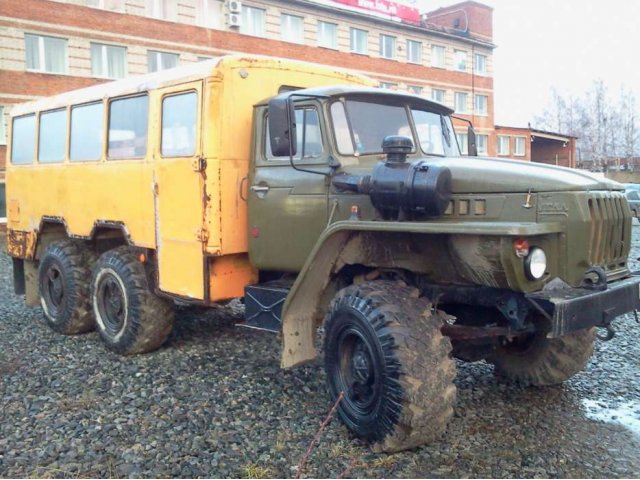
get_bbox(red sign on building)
[332,0,421,23]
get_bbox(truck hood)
[428,156,622,194]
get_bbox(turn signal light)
[513,238,530,258]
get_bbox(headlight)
[524,247,547,280]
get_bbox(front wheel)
[91,247,175,355]
[323,280,456,452]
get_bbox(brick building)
[494,125,577,168]
[0,0,497,180]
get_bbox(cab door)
[248,105,330,272]
[154,82,206,299]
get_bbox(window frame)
[160,90,199,158]
[25,33,68,74]
[107,93,149,160]
[477,134,488,156]
[430,44,445,68]
[0,106,6,146]
[317,20,338,49]
[475,94,488,116]
[147,50,179,73]
[379,34,396,60]
[240,5,266,37]
[474,53,487,75]
[514,136,526,156]
[350,27,368,55]
[90,42,127,79]
[497,135,510,155]
[406,39,422,64]
[69,100,105,163]
[281,13,304,44]
[454,49,467,72]
[38,107,68,164]
[454,92,468,113]
[10,113,37,165]
[431,88,446,104]
[456,132,468,155]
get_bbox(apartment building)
[0,0,497,179]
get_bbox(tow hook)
[596,324,615,341]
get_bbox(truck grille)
[587,192,630,271]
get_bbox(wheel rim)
[42,263,66,318]
[336,323,381,414]
[96,273,126,337]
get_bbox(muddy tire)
[91,246,174,355]
[38,240,97,335]
[489,327,596,386]
[323,280,456,453]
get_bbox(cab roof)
[256,85,454,115]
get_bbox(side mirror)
[467,125,478,156]
[268,96,296,157]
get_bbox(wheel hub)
[97,274,126,336]
[337,327,379,412]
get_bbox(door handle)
[250,185,270,193]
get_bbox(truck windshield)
[330,100,460,157]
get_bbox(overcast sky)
[420,0,640,127]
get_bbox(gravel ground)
[1,230,640,479]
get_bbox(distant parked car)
[624,185,640,220]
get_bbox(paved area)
[0,229,639,478]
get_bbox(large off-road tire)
[489,327,596,386]
[323,280,456,453]
[38,240,97,335]
[91,246,175,355]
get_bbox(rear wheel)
[91,247,174,355]
[38,240,97,335]
[323,280,456,452]
[489,325,596,386]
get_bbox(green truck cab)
[245,86,638,452]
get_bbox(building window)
[431,44,445,68]
[0,106,6,146]
[350,28,368,55]
[91,43,126,79]
[474,53,487,75]
[108,95,149,159]
[379,82,396,90]
[11,114,36,165]
[86,0,123,11]
[196,0,223,28]
[454,49,467,71]
[477,134,488,155]
[70,102,104,162]
[281,13,304,44]
[39,109,67,163]
[146,0,175,20]
[475,94,488,116]
[25,34,67,74]
[379,34,396,60]
[454,92,468,113]
[406,39,421,64]
[317,21,337,49]
[514,136,526,156]
[147,50,178,72]
[408,85,423,95]
[497,135,510,155]
[456,132,468,155]
[431,88,445,104]
[241,5,266,37]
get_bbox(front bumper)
[526,274,640,337]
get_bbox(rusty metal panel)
[6,229,37,259]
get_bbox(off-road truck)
[6,55,640,452]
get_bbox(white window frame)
[477,134,488,156]
[497,135,510,155]
[379,82,396,90]
[281,13,304,44]
[147,50,179,72]
[431,88,445,104]
[408,85,422,95]
[379,34,396,60]
[456,132,468,155]
[25,33,68,74]
[514,136,526,156]
[317,20,337,49]
[431,44,445,68]
[196,0,222,28]
[454,92,468,113]
[454,49,467,72]
[86,0,124,11]
[406,39,421,64]
[91,42,127,79]
[475,94,488,116]
[350,28,368,55]
[240,5,266,37]
[474,53,487,75]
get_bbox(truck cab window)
[266,107,324,161]
[11,114,36,165]
[108,94,149,159]
[411,109,460,157]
